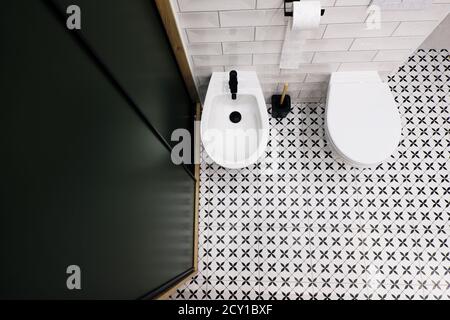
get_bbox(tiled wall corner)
[172,0,450,103]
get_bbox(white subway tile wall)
[350,36,424,50]
[372,49,411,61]
[192,54,253,66]
[173,0,450,102]
[392,21,440,36]
[312,50,377,62]
[256,25,327,40]
[187,43,222,55]
[178,12,220,28]
[222,41,284,54]
[323,22,400,38]
[338,60,401,71]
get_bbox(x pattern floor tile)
[172,49,450,300]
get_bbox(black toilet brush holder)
[270,83,291,119]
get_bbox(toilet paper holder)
[284,0,325,17]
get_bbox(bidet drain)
[229,111,241,123]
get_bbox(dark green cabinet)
[0,0,194,299]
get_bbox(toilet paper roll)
[292,1,321,31]
[280,1,321,69]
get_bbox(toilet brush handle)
[280,83,288,105]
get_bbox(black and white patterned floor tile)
[172,49,449,300]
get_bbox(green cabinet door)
[0,0,194,299]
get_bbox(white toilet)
[325,71,402,167]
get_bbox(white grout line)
[389,21,402,36]
[348,37,356,50]
[371,50,380,62]
[217,10,221,27]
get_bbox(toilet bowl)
[325,71,401,167]
[201,71,269,169]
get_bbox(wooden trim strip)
[155,0,199,103]
[155,270,197,300]
[193,103,201,272]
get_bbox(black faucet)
[229,70,238,100]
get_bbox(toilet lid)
[326,83,401,165]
